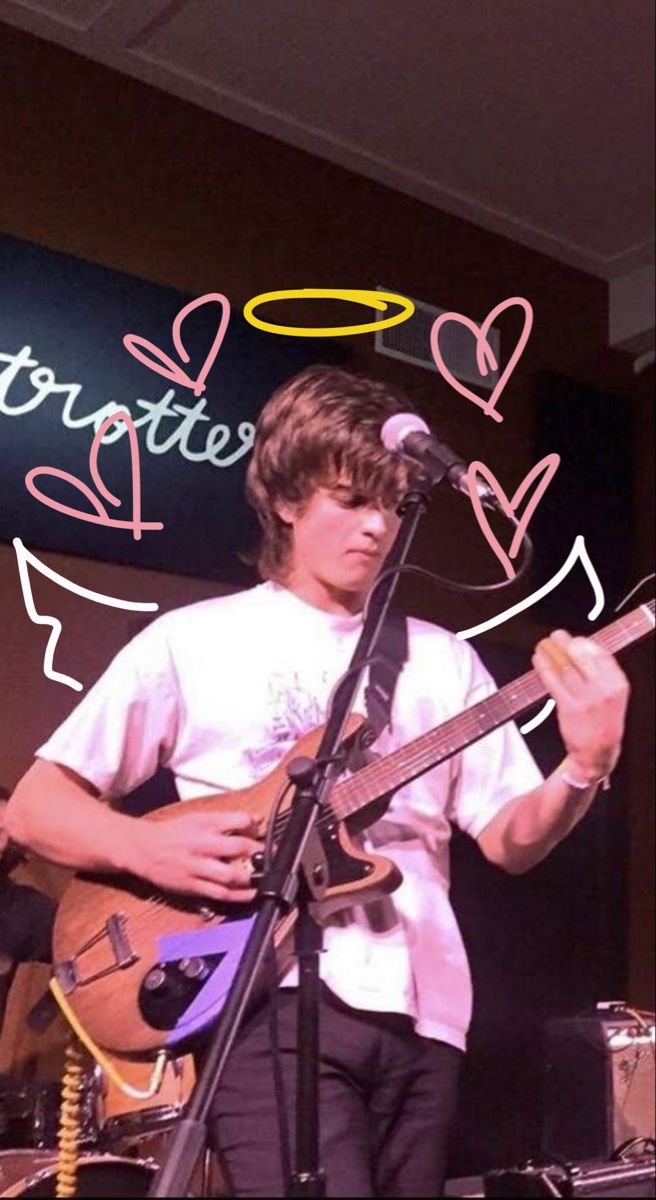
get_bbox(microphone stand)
[149,476,434,1199]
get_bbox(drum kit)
[0,1055,224,1197]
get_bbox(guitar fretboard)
[330,599,655,822]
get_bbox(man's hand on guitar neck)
[532,629,630,781]
[477,631,629,875]
[5,760,262,904]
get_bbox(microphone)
[381,413,498,509]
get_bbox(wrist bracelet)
[560,763,611,791]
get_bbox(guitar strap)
[342,611,409,836]
[363,610,409,739]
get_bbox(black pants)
[208,985,462,1198]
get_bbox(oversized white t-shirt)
[37,582,543,1050]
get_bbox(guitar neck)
[332,600,655,822]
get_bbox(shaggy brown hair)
[246,365,417,581]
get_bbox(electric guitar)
[51,600,655,1054]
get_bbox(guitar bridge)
[54,913,137,994]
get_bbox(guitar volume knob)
[143,966,167,992]
[180,957,209,982]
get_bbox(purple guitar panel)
[157,914,257,1045]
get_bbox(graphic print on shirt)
[245,669,330,777]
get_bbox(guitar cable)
[362,516,533,619]
[49,979,174,1197]
[49,975,169,1100]
[55,1033,84,1198]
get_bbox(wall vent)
[375,287,500,391]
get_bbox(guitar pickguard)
[140,912,257,1046]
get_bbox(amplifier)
[543,1005,655,1160]
[444,1177,484,1197]
[484,1153,655,1197]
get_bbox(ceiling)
[0,0,654,281]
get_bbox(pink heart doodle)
[430,297,533,423]
[467,453,560,579]
[25,411,163,542]
[123,293,230,397]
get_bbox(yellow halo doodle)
[242,288,415,338]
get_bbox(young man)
[6,367,629,1197]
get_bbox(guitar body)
[52,715,401,1055]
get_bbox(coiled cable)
[55,1034,84,1198]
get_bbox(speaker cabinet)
[543,1007,655,1160]
[485,1155,655,1197]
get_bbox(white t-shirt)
[37,582,543,1050]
